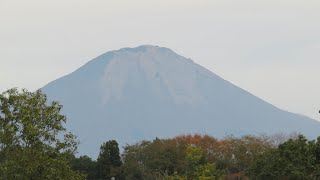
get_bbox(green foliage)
[216,135,273,175]
[186,146,222,180]
[186,146,205,167]
[122,139,189,179]
[248,134,320,180]
[121,141,148,179]
[186,146,206,178]
[0,88,84,179]
[121,137,223,180]
[97,140,123,179]
[196,164,221,180]
[71,155,97,179]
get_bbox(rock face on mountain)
[42,45,320,157]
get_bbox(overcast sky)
[1,0,319,120]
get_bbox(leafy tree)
[185,146,222,179]
[0,88,84,179]
[196,164,221,180]
[145,138,187,176]
[248,135,320,180]
[71,155,97,179]
[174,134,219,163]
[212,135,273,177]
[186,146,206,176]
[122,134,273,179]
[122,141,150,179]
[97,140,123,179]
[122,139,188,179]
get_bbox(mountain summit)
[42,45,320,157]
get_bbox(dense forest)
[1,89,320,180]
[73,134,320,180]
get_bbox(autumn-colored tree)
[174,134,219,163]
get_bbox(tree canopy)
[0,88,84,179]
[248,135,320,180]
[97,140,123,179]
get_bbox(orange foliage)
[173,134,220,163]
[174,134,217,146]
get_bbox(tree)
[71,155,97,179]
[185,146,222,179]
[0,88,84,179]
[196,164,221,180]
[186,146,206,176]
[122,141,151,179]
[97,140,123,179]
[174,134,219,164]
[248,135,320,179]
[122,138,188,179]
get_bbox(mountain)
[42,45,320,158]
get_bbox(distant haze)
[0,0,319,120]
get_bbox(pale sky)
[0,0,319,120]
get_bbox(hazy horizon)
[1,0,319,120]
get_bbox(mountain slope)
[42,45,320,158]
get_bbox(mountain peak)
[42,46,320,158]
[97,45,208,105]
[119,45,169,53]
[108,45,179,61]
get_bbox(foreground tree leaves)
[0,88,84,179]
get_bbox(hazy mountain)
[42,45,320,158]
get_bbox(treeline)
[1,89,320,179]
[72,134,320,180]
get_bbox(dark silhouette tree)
[97,140,123,179]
